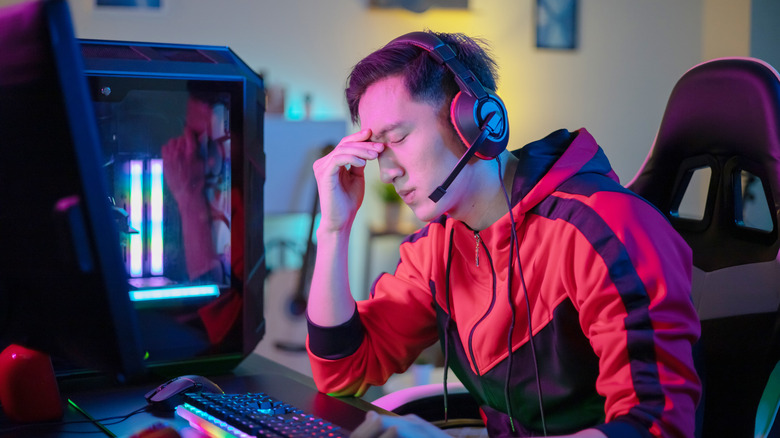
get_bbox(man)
[306,30,701,437]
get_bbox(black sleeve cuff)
[307,304,365,360]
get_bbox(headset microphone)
[387,31,510,204]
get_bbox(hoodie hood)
[511,128,620,214]
[479,127,619,258]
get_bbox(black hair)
[345,31,499,124]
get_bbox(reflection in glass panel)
[736,170,773,232]
[674,166,711,220]
[89,76,242,362]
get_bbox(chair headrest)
[628,58,780,271]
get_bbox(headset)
[387,31,510,202]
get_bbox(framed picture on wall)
[536,0,577,50]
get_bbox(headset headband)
[388,31,489,101]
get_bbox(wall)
[702,0,751,62]
[751,0,780,69]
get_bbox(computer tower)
[78,39,266,377]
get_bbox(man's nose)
[378,150,403,184]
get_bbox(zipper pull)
[474,232,480,267]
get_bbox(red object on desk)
[130,423,182,438]
[0,344,63,422]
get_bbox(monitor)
[0,0,145,382]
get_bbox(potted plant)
[377,183,403,231]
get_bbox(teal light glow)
[129,160,144,277]
[150,159,164,275]
[130,285,220,302]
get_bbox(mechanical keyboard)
[176,392,347,437]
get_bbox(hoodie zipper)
[466,235,497,377]
[474,231,481,267]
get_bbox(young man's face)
[359,75,468,222]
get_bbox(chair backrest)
[627,57,780,438]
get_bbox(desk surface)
[0,353,386,437]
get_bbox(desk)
[0,354,387,437]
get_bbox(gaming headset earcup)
[450,91,509,160]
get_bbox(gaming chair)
[627,57,780,438]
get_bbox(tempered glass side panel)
[87,75,246,366]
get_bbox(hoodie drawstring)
[505,232,518,434]
[441,227,456,424]
[496,155,518,434]
[437,155,548,435]
[497,155,547,436]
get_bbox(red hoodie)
[308,128,701,437]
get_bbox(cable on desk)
[0,402,148,436]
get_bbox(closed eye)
[390,135,407,145]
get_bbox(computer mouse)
[144,375,224,412]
